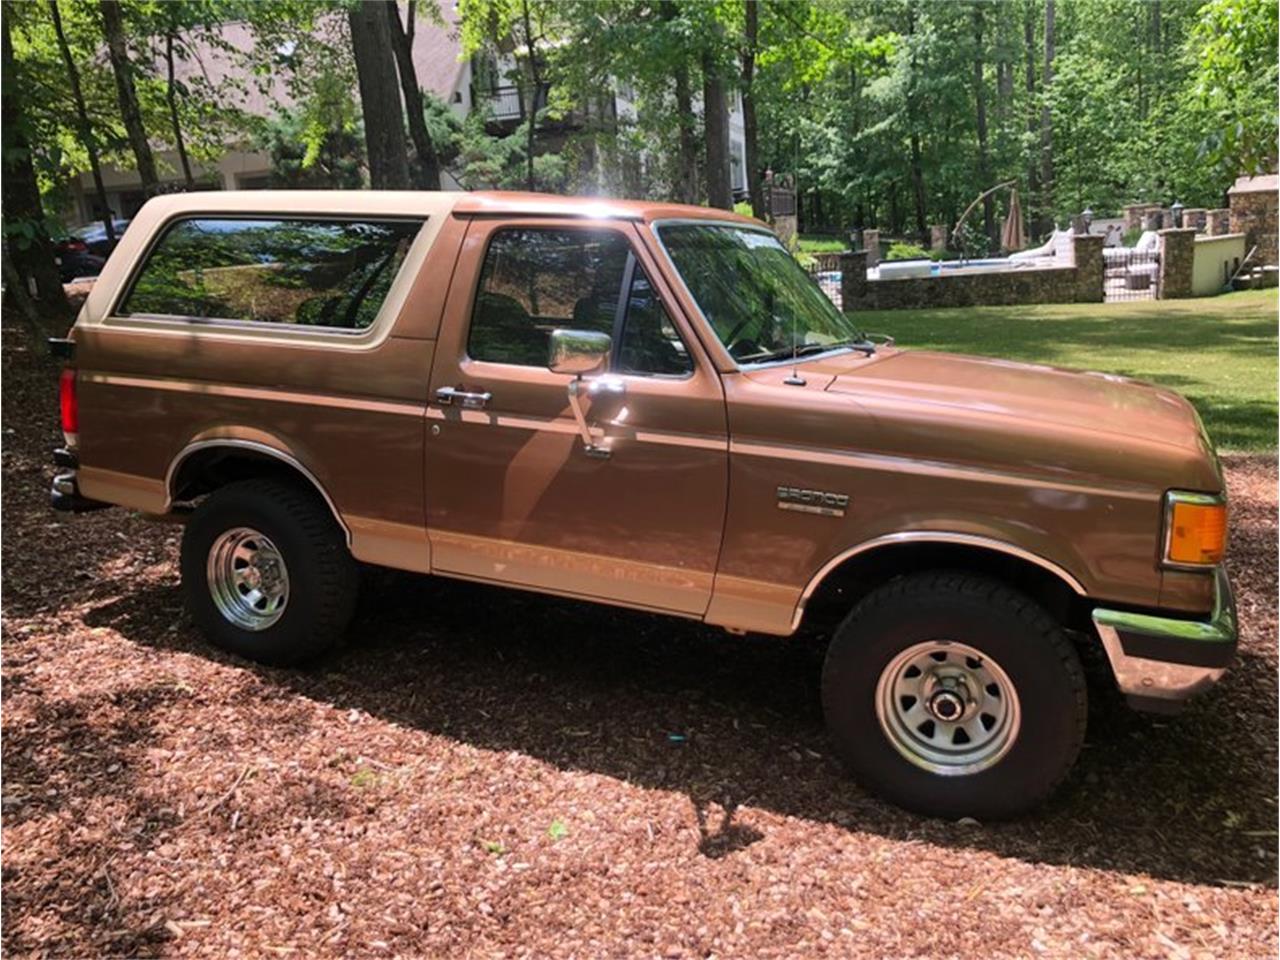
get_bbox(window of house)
[119,217,423,331]
[468,227,692,376]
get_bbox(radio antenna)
[783,308,805,386]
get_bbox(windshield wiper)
[793,338,876,358]
[739,338,875,365]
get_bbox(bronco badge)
[776,485,850,517]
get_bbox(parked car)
[47,191,1236,819]
[53,218,129,283]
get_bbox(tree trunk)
[972,4,995,248]
[1039,0,1055,221]
[702,50,732,210]
[905,7,927,243]
[1023,6,1041,237]
[165,31,195,189]
[2,16,71,320]
[48,0,115,237]
[673,66,697,203]
[909,132,927,242]
[519,0,541,191]
[99,0,158,196]
[385,0,441,190]
[741,0,764,218]
[661,0,697,204]
[348,0,411,190]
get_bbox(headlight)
[1163,491,1227,568]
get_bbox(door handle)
[435,386,492,409]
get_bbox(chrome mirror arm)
[566,374,624,459]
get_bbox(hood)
[826,350,1205,452]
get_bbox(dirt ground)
[2,313,1276,958]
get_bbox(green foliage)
[1186,0,1279,177]
[797,235,847,253]
[885,241,929,261]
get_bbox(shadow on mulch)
[0,682,184,956]
[85,566,1278,890]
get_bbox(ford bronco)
[49,191,1236,819]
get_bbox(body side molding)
[790,531,1089,632]
[164,439,352,547]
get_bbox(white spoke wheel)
[875,640,1021,775]
[207,527,290,631]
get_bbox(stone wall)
[772,215,798,248]
[1228,178,1278,266]
[1206,209,1232,235]
[1181,208,1208,232]
[1158,228,1196,299]
[838,235,1103,312]
[1125,203,1169,231]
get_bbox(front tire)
[821,571,1087,820]
[180,478,358,665]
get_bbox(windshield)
[656,222,866,365]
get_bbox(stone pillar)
[1230,188,1278,266]
[1158,228,1196,299]
[1071,234,1104,303]
[1124,205,1144,231]
[930,224,948,251]
[862,229,881,268]
[1182,208,1207,232]
[1143,213,1164,232]
[1206,208,1231,236]
[838,251,868,311]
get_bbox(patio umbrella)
[1000,187,1026,252]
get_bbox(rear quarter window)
[118,216,423,331]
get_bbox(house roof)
[1228,174,1279,195]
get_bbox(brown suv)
[49,191,1236,819]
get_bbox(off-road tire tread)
[822,570,1087,817]
[181,477,357,664]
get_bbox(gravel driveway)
[3,314,1276,958]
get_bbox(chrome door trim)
[791,531,1088,632]
[164,438,351,546]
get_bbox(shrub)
[1122,227,1144,247]
[886,241,930,261]
[798,235,847,253]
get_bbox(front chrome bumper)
[1092,567,1237,713]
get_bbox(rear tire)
[180,478,358,665]
[821,571,1087,820]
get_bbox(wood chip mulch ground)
[2,312,1276,958]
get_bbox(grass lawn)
[851,289,1278,452]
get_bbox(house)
[64,10,748,226]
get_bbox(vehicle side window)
[616,265,693,377]
[119,217,423,331]
[468,228,630,366]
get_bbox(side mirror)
[548,328,611,377]
[549,329,621,459]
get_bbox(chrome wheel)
[206,527,289,631]
[875,640,1021,775]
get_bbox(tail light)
[62,240,88,253]
[59,367,78,441]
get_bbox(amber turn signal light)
[1164,493,1227,566]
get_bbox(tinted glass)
[120,217,422,330]
[617,265,692,376]
[468,228,630,366]
[658,223,864,365]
